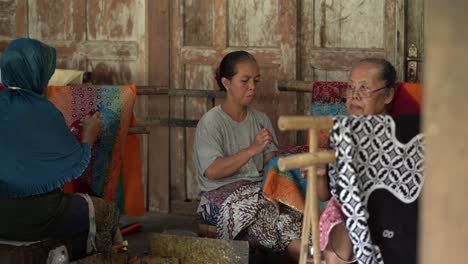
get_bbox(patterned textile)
[216,181,302,252]
[217,181,261,240]
[310,81,348,116]
[199,180,251,225]
[243,193,302,252]
[329,115,424,264]
[319,197,344,251]
[311,81,347,149]
[45,85,144,215]
[262,154,307,212]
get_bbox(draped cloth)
[0,38,91,198]
[329,115,423,264]
[45,85,144,215]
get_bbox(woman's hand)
[248,128,273,156]
[82,112,102,145]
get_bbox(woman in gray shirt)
[193,51,302,260]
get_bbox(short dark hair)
[215,50,257,91]
[358,58,397,89]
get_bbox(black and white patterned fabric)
[328,115,424,264]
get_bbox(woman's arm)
[317,164,331,201]
[205,128,272,180]
[263,152,276,168]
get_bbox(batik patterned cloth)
[261,145,309,212]
[45,85,144,215]
[216,181,302,252]
[329,115,424,264]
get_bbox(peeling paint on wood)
[87,0,137,41]
[228,0,279,47]
[183,0,213,47]
[0,0,17,38]
[88,60,136,85]
[29,0,86,41]
[314,0,385,48]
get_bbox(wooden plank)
[422,2,468,263]
[149,0,170,86]
[170,0,187,203]
[28,0,86,41]
[148,96,170,213]
[147,0,170,213]
[183,0,214,47]
[228,0,280,47]
[86,0,141,41]
[133,94,148,211]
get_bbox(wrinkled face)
[346,62,394,115]
[222,60,260,106]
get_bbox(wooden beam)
[277,80,312,93]
[136,86,226,98]
[278,116,334,131]
[278,150,336,171]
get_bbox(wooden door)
[299,0,405,84]
[170,0,298,205]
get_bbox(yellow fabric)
[49,69,84,86]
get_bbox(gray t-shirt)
[193,105,278,193]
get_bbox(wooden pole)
[278,150,336,171]
[277,80,312,93]
[298,128,322,264]
[278,116,334,131]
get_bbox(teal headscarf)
[0,38,91,198]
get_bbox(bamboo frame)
[278,116,335,264]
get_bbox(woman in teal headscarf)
[0,38,120,260]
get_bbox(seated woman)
[193,50,302,260]
[318,58,396,263]
[0,38,121,260]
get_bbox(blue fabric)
[0,38,91,198]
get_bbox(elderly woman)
[193,50,302,260]
[318,58,396,264]
[0,38,121,260]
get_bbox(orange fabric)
[121,114,145,215]
[263,168,305,212]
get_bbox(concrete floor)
[121,212,198,255]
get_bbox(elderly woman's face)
[346,62,394,115]
[222,60,260,106]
